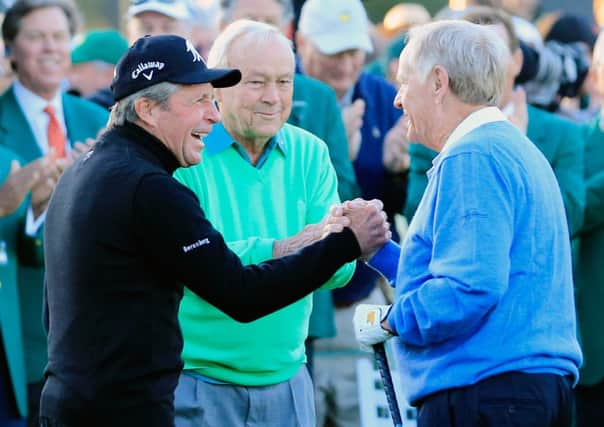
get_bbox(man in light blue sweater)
[354,20,582,427]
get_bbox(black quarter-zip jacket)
[41,122,360,425]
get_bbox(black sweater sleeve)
[133,173,360,322]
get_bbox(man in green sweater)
[173,20,361,427]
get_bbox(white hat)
[298,0,373,55]
[127,0,191,21]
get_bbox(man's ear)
[134,97,158,128]
[432,65,449,103]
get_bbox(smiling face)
[8,6,71,100]
[214,34,294,148]
[393,52,438,149]
[297,38,365,100]
[151,83,221,167]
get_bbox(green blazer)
[0,145,29,417]
[575,115,604,386]
[404,106,585,237]
[289,74,360,340]
[0,85,108,383]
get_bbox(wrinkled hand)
[0,159,43,217]
[383,115,410,173]
[31,151,63,218]
[353,304,395,352]
[273,208,340,258]
[339,198,391,259]
[342,99,365,161]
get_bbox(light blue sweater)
[388,120,582,403]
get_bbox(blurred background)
[49,0,600,32]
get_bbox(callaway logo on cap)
[111,34,241,101]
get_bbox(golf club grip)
[373,342,403,427]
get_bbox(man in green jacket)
[404,7,585,240]
[0,2,108,425]
[574,29,604,427]
[0,146,45,427]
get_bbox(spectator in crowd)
[0,1,108,425]
[500,0,541,21]
[0,147,45,427]
[126,0,193,42]
[218,0,360,373]
[355,19,581,427]
[543,13,600,122]
[296,0,408,424]
[41,33,389,426]
[405,6,585,244]
[574,29,604,427]
[172,20,377,427]
[68,29,128,107]
[376,2,430,41]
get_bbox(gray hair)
[220,0,293,25]
[107,82,180,129]
[207,18,294,68]
[402,20,510,106]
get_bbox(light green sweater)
[174,123,355,386]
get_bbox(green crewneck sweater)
[174,123,355,386]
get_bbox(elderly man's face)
[127,11,191,43]
[227,0,284,28]
[215,36,294,147]
[8,6,71,100]
[152,83,220,167]
[298,40,365,100]
[393,55,433,146]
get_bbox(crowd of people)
[0,0,602,426]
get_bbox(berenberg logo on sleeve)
[131,61,165,81]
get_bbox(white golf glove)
[353,304,395,352]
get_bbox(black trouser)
[416,372,572,427]
[575,379,604,427]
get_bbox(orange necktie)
[44,105,66,158]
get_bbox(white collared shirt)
[13,80,69,235]
[13,79,69,154]
[440,106,507,155]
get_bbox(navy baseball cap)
[111,35,241,101]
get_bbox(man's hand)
[383,116,410,173]
[341,199,391,259]
[342,99,365,161]
[31,151,63,218]
[353,303,395,352]
[0,159,42,217]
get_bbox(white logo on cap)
[186,40,203,63]
[132,61,165,79]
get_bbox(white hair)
[402,20,510,106]
[207,18,294,68]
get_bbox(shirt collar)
[204,122,287,158]
[440,106,507,156]
[13,78,63,116]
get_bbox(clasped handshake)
[272,198,391,261]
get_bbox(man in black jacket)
[40,35,389,427]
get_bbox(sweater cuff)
[323,227,361,262]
